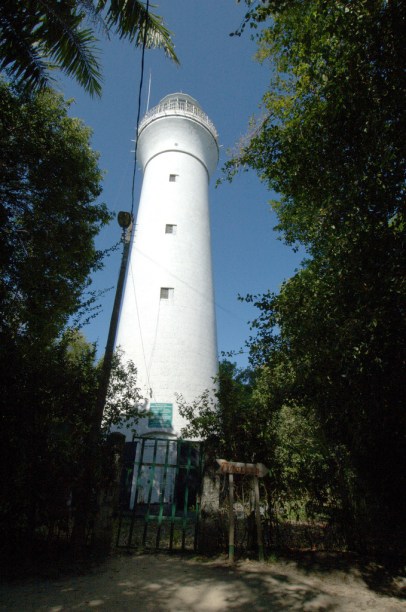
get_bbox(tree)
[227,1,406,545]
[0,79,110,346]
[0,81,118,562]
[179,360,338,538]
[0,0,178,96]
[0,329,143,567]
[179,361,264,462]
[229,0,405,255]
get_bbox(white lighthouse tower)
[116,93,219,439]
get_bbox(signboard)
[148,403,173,428]
[216,459,269,478]
[216,458,269,563]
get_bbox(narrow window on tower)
[169,174,178,182]
[160,287,174,300]
[165,224,177,234]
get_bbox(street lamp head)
[118,211,132,229]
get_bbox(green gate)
[116,437,203,551]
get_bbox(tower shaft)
[116,94,218,437]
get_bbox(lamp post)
[73,212,133,554]
[94,211,133,431]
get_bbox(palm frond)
[0,0,178,95]
[0,1,51,91]
[36,2,103,96]
[47,26,103,97]
[97,0,179,63]
[76,0,110,38]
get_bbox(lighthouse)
[116,93,219,439]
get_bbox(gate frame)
[116,436,204,552]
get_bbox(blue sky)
[59,1,302,368]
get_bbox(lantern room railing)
[139,96,218,141]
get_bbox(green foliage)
[0,329,143,558]
[0,80,110,345]
[0,81,144,560]
[103,348,146,434]
[178,361,269,463]
[229,0,405,255]
[0,0,178,96]
[179,361,336,523]
[227,0,406,544]
[272,404,330,505]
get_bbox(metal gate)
[116,437,203,551]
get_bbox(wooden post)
[228,473,235,562]
[216,459,269,563]
[254,476,264,562]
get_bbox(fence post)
[228,473,235,562]
[254,476,264,562]
[92,432,126,554]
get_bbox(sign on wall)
[148,403,173,428]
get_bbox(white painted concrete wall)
[116,94,219,439]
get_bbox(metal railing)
[139,96,218,140]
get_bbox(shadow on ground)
[273,550,406,600]
[0,551,405,611]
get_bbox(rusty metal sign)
[216,459,269,478]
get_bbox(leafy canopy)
[0,79,110,345]
[0,328,144,557]
[227,0,406,539]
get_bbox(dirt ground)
[1,552,405,611]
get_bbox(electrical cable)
[130,0,150,218]
[129,259,153,399]
[134,244,248,321]
[146,293,161,392]
[117,1,151,404]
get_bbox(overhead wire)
[130,0,150,218]
[125,0,152,404]
[129,259,153,400]
[134,245,248,321]
[146,288,162,394]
